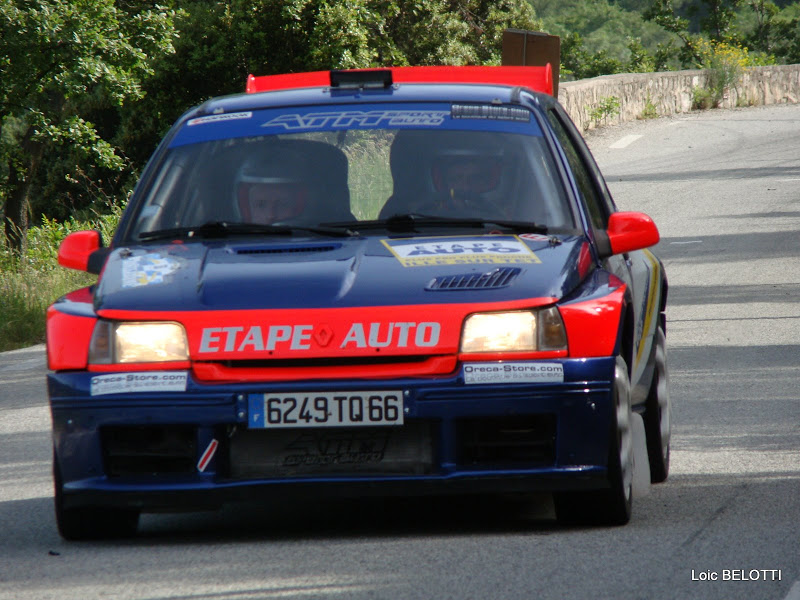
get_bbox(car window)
[545,108,612,230]
[126,103,575,239]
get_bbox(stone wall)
[558,64,800,131]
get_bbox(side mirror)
[606,211,660,255]
[58,230,104,273]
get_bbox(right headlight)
[460,306,567,353]
[89,321,189,364]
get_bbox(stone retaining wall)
[558,64,800,131]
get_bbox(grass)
[0,207,119,352]
[0,267,94,352]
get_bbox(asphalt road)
[1,103,799,600]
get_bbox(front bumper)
[49,357,616,512]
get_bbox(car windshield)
[127,102,574,239]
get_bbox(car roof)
[185,82,551,124]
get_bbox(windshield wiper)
[138,221,358,241]
[327,213,551,234]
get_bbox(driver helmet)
[429,142,507,215]
[234,156,308,224]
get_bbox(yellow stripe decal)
[635,249,661,367]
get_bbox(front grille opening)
[101,425,196,477]
[224,421,436,480]
[209,354,437,369]
[456,415,556,468]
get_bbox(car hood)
[94,233,592,313]
[93,233,595,362]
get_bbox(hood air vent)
[426,267,521,291]
[235,243,339,256]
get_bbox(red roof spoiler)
[245,65,554,97]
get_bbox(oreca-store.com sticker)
[463,362,563,385]
[90,372,188,396]
[382,235,540,267]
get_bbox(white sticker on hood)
[382,236,540,267]
[121,253,181,288]
[463,362,563,385]
[90,372,188,396]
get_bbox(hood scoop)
[426,267,521,291]
[234,242,340,256]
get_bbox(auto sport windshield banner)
[169,103,543,148]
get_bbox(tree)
[0,0,179,253]
[643,0,797,66]
[1,0,541,244]
[693,0,743,41]
[119,0,542,169]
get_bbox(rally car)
[48,65,669,539]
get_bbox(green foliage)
[739,1,800,61]
[0,266,94,351]
[562,33,625,78]
[0,204,121,274]
[0,0,180,252]
[689,38,773,107]
[640,94,659,118]
[692,84,716,108]
[643,0,796,66]
[0,208,119,350]
[587,96,621,127]
[3,0,542,217]
[534,0,682,74]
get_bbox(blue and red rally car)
[48,65,669,539]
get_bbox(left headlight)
[89,321,189,364]
[460,307,567,353]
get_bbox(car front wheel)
[554,355,633,526]
[53,451,140,541]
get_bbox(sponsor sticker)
[198,321,441,353]
[463,362,564,385]
[90,372,189,396]
[121,253,181,288]
[518,233,551,242]
[261,110,449,131]
[281,430,391,467]
[382,235,540,267]
[187,112,253,126]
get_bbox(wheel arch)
[617,291,636,380]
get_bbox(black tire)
[54,452,140,541]
[644,325,671,483]
[554,356,633,526]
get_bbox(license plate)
[248,391,404,429]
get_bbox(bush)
[587,96,621,127]
[692,86,716,110]
[639,94,659,119]
[690,39,773,108]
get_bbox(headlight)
[460,307,567,353]
[89,321,189,364]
